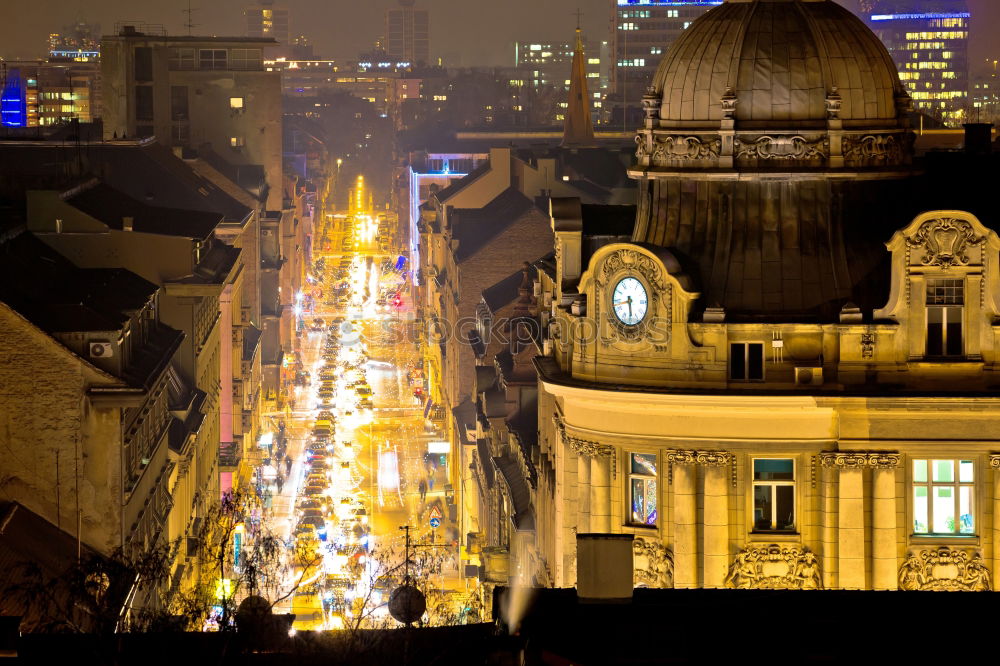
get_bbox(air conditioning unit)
[794,367,823,386]
[89,342,114,358]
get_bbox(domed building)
[521,0,1000,593]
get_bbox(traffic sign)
[429,517,441,529]
[428,505,442,521]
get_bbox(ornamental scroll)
[818,452,900,469]
[725,544,822,590]
[735,135,826,161]
[904,217,985,269]
[650,135,721,165]
[898,547,991,591]
[633,537,674,589]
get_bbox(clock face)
[612,277,648,326]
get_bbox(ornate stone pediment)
[633,537,674,589]
[725,544,822,590]
[898,547,991,591]
[904,217,985,269]
[735,135,826,161]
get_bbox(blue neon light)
[870,12,970,21]
[1,68,27,128]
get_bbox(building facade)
[610,0,721,123]
[867,0,970,126]
[386,0,430,66]
[245,1,290,45]
[0,59,100,127]
[509,0,1000,594]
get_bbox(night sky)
[1,0,996,73]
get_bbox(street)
[260,177,470,630]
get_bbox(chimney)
[576,533,634,603]
[963,123,994,156]
[122,217,134,232]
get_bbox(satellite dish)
[388,584,425,625]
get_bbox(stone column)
[871,455,901,591]
[590,453,612,533]
[577,450,591,533]
[701,455,731,588]
[668,452,698,588]
[821,463,838,589]
[992,455,1000,591]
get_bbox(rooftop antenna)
[574,7,583,31]
[182,0,199,36]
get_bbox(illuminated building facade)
[47,21,100,59]
[507,0,1000,594]
[386,0,430,65]
[610,0,721,122]
[867,0,970,125]
[245,1,290,45]
[514,37,609,122]
[0,60,100,126]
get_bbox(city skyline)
[1,0,997,72]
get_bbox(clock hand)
[628,296,632,317]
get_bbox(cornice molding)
[818,451,900,469]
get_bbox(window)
[168,47,195,70]
[135,86,154,121]
[629,453,657,527]
[912,459,974,535]
[199,49,228,70]
[926,279,963,357]
[134,47,153,82]
[229,96,244,110]
[170,86,189,121]
[730,342,764,381]
[230,136,245,148]
[753,459,795,532]
[230,48,262,70]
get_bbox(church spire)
[561,22,595,148]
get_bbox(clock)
[612,277,648,326]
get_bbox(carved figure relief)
[633,537,674,588]
[898,547,991,591]
[735,135,826,161]
[725,544,822,590]
[650,135,720,164]
[634,134,648,161]
[905,218,985,268]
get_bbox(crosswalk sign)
[429,517,441,528]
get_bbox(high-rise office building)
[514,37,610,122]
[385,0,429,65]
[866,0,970,125]
[245,1,290,45]
[610,0,721,122]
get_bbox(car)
[354,385,373,397]
[317,410,335,421]
[303,484,326,496]
[357,398,374,410]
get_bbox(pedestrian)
[428,475,434,492]
[418,479,427,502]
[285,454,292,474]
[276,476,284,493]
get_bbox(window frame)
[627,452,658,528]
[729,341,765,382]
[925,278,965,358]
[910,458,976,537]
[750,457,796,534]
[199,49,228,70]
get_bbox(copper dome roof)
[652,0,908,127]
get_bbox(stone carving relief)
[904,217,985,269]
[663,449,735,486]
[818,451,900,469]
[843,134,902,165]
[825,87,842,120]
[634,134,648,161]
[725,544,822,590]
[898,547,991,591]
[633,537,674,589]
[651,135,721,164]
[735,135,826,161]
[641,87,659,122]
[860,333,875,359]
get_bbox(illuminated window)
[752,459,795,532]
[230,136,245,147]
[629,453,657,527]
[926,278,963,357]
[650,46,662,55]
[229,96,244,109]
[729,342,764,381]
[912,459,974,535]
